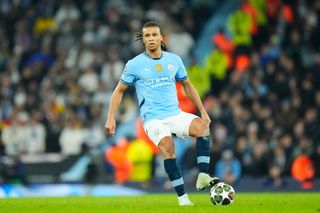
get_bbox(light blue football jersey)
[120,51,188,123]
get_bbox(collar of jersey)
[144,51,163,60]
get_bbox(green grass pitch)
[0,193,319,213]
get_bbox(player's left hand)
[201,111,211,126]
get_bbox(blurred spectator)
[291,155,315,189]
[292,136,313,160]
[265,164,285,188]
[54,1,80,28]
[209,123,229,173]
[269,145,288,176]
[187,57,211,99]
[292,119,305,144]
[278,134,294,168]
[105,138,132,184]
[14,20,32,55]
[1,114,26,155]
[304,107,319,141]
[127,139,153,182]
[245,121,259,147]
[215,149,241,185]
[23,111,46,154]
[83,120,106,149]
[249,141,268,176]
[167,24,194,62]
[100,51,124,90]
[59,116,86,155]
[78,67,99,94]
[275,100,298,133]
[44,117,62,153]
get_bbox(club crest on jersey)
[155,64,163,72]
[154,129,160,136]
[168,63,174,71]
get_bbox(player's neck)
[145,49,162,59]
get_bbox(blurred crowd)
[198,0,320,188]
[0,0,319,189]
[0,0,209,154]
[0,0,211,182]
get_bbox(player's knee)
[189,118,210,137]
[193,123,209,137]
[158,137,175,159]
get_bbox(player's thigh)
[166,111,198,138]
[143,119,172,146]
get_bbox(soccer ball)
[210,182,235,205]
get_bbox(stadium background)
[0,0,319,197]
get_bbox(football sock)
[196,135,211,174]
[164,158,185,197]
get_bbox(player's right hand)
[105,118,116,136]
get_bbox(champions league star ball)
[210,182,235,205]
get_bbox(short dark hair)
[135,21,168,51]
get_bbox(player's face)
[142,27,163,52]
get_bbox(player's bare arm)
[181,79,211,126]
[105,82,128,136]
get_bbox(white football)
[210,182,235,205]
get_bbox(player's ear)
[160,34,165,42]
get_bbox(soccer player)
[105,21,220,206]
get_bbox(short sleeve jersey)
[120,51,188,123]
